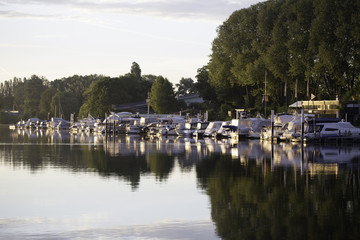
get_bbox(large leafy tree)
[79,74,148,118]
[39,88,58,119]
[130,62,141,80]
[79,78,114,118]
[205,0,360,114]
[51,92,79,120]
[22,75,48,119]
[175,77,197,97]
[51,74,104,112]
[195,66,216,102]
[150,76,178,114]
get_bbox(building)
[289,99,340,117]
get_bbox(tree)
[22,75,48,119]
[79,74,149,118]
[79,78,113,118]
[206,0,360,113]
[51,74,105,113]
[150,76,178,114]
[195,66,217,102]
[51,92,79,120]
[175,78,197,97]
[39,88,58,119]
[130,62,141,80]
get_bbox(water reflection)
[2,127,360,239]
[197,151,360,239]
[3,127,360,179]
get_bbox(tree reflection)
[196,154,360,240]
[148,153,175,181]
[3,125,360,235]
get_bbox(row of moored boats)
[11,111,360,143]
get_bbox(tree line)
[0,62,198,123]
[198,0,360,116]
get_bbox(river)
[0,125,359,239]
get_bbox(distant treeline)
[0,63,198,123]
[201,0,360,114]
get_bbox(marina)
[11,109,360,144]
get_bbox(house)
[289,98,340,117]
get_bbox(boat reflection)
[8,128,360,174]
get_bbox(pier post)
[105,113,108,135]
[301,109,304,143]
[113,113,115,136]
[271,110,275,143]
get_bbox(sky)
[0,0,263,85]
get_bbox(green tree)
[150,76,178,114]
[130,62,141,80]
[22,75,48,119]
[208,4,267,111]
[51,74,105,116]
[79,74,148,118]
[175,78,197,97]
[12,80,25,112]
[79,78,112,118]
[39,88,58,119]
[205,0,360,113]
[195,66,216,102]
[141,74,157,96]
[51,92,79,120]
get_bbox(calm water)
[1,125,360,239]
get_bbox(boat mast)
[264,70,267,118]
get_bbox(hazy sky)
[0,0,263,84]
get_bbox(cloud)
[0,0,261,22]
[0,10,57,19]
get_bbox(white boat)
[193,122,210,138]
[24,118,41,129]
[304,119,360,142]
[156,122,178,136]
[70,122,83,134]
[175,118,200,137]
[36,120,48,129]
[56,119,71,130]
[125,119,141,134]
[155,117,186,136]
[227,115,270,140]
[260,114,309,141]
[202,121,223,138]
[280,114,315,141]
[215,121,231,139]
[246,116,271,139]
[177,122,197,137]
[16,120,26,129]
[49,117,67,129]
